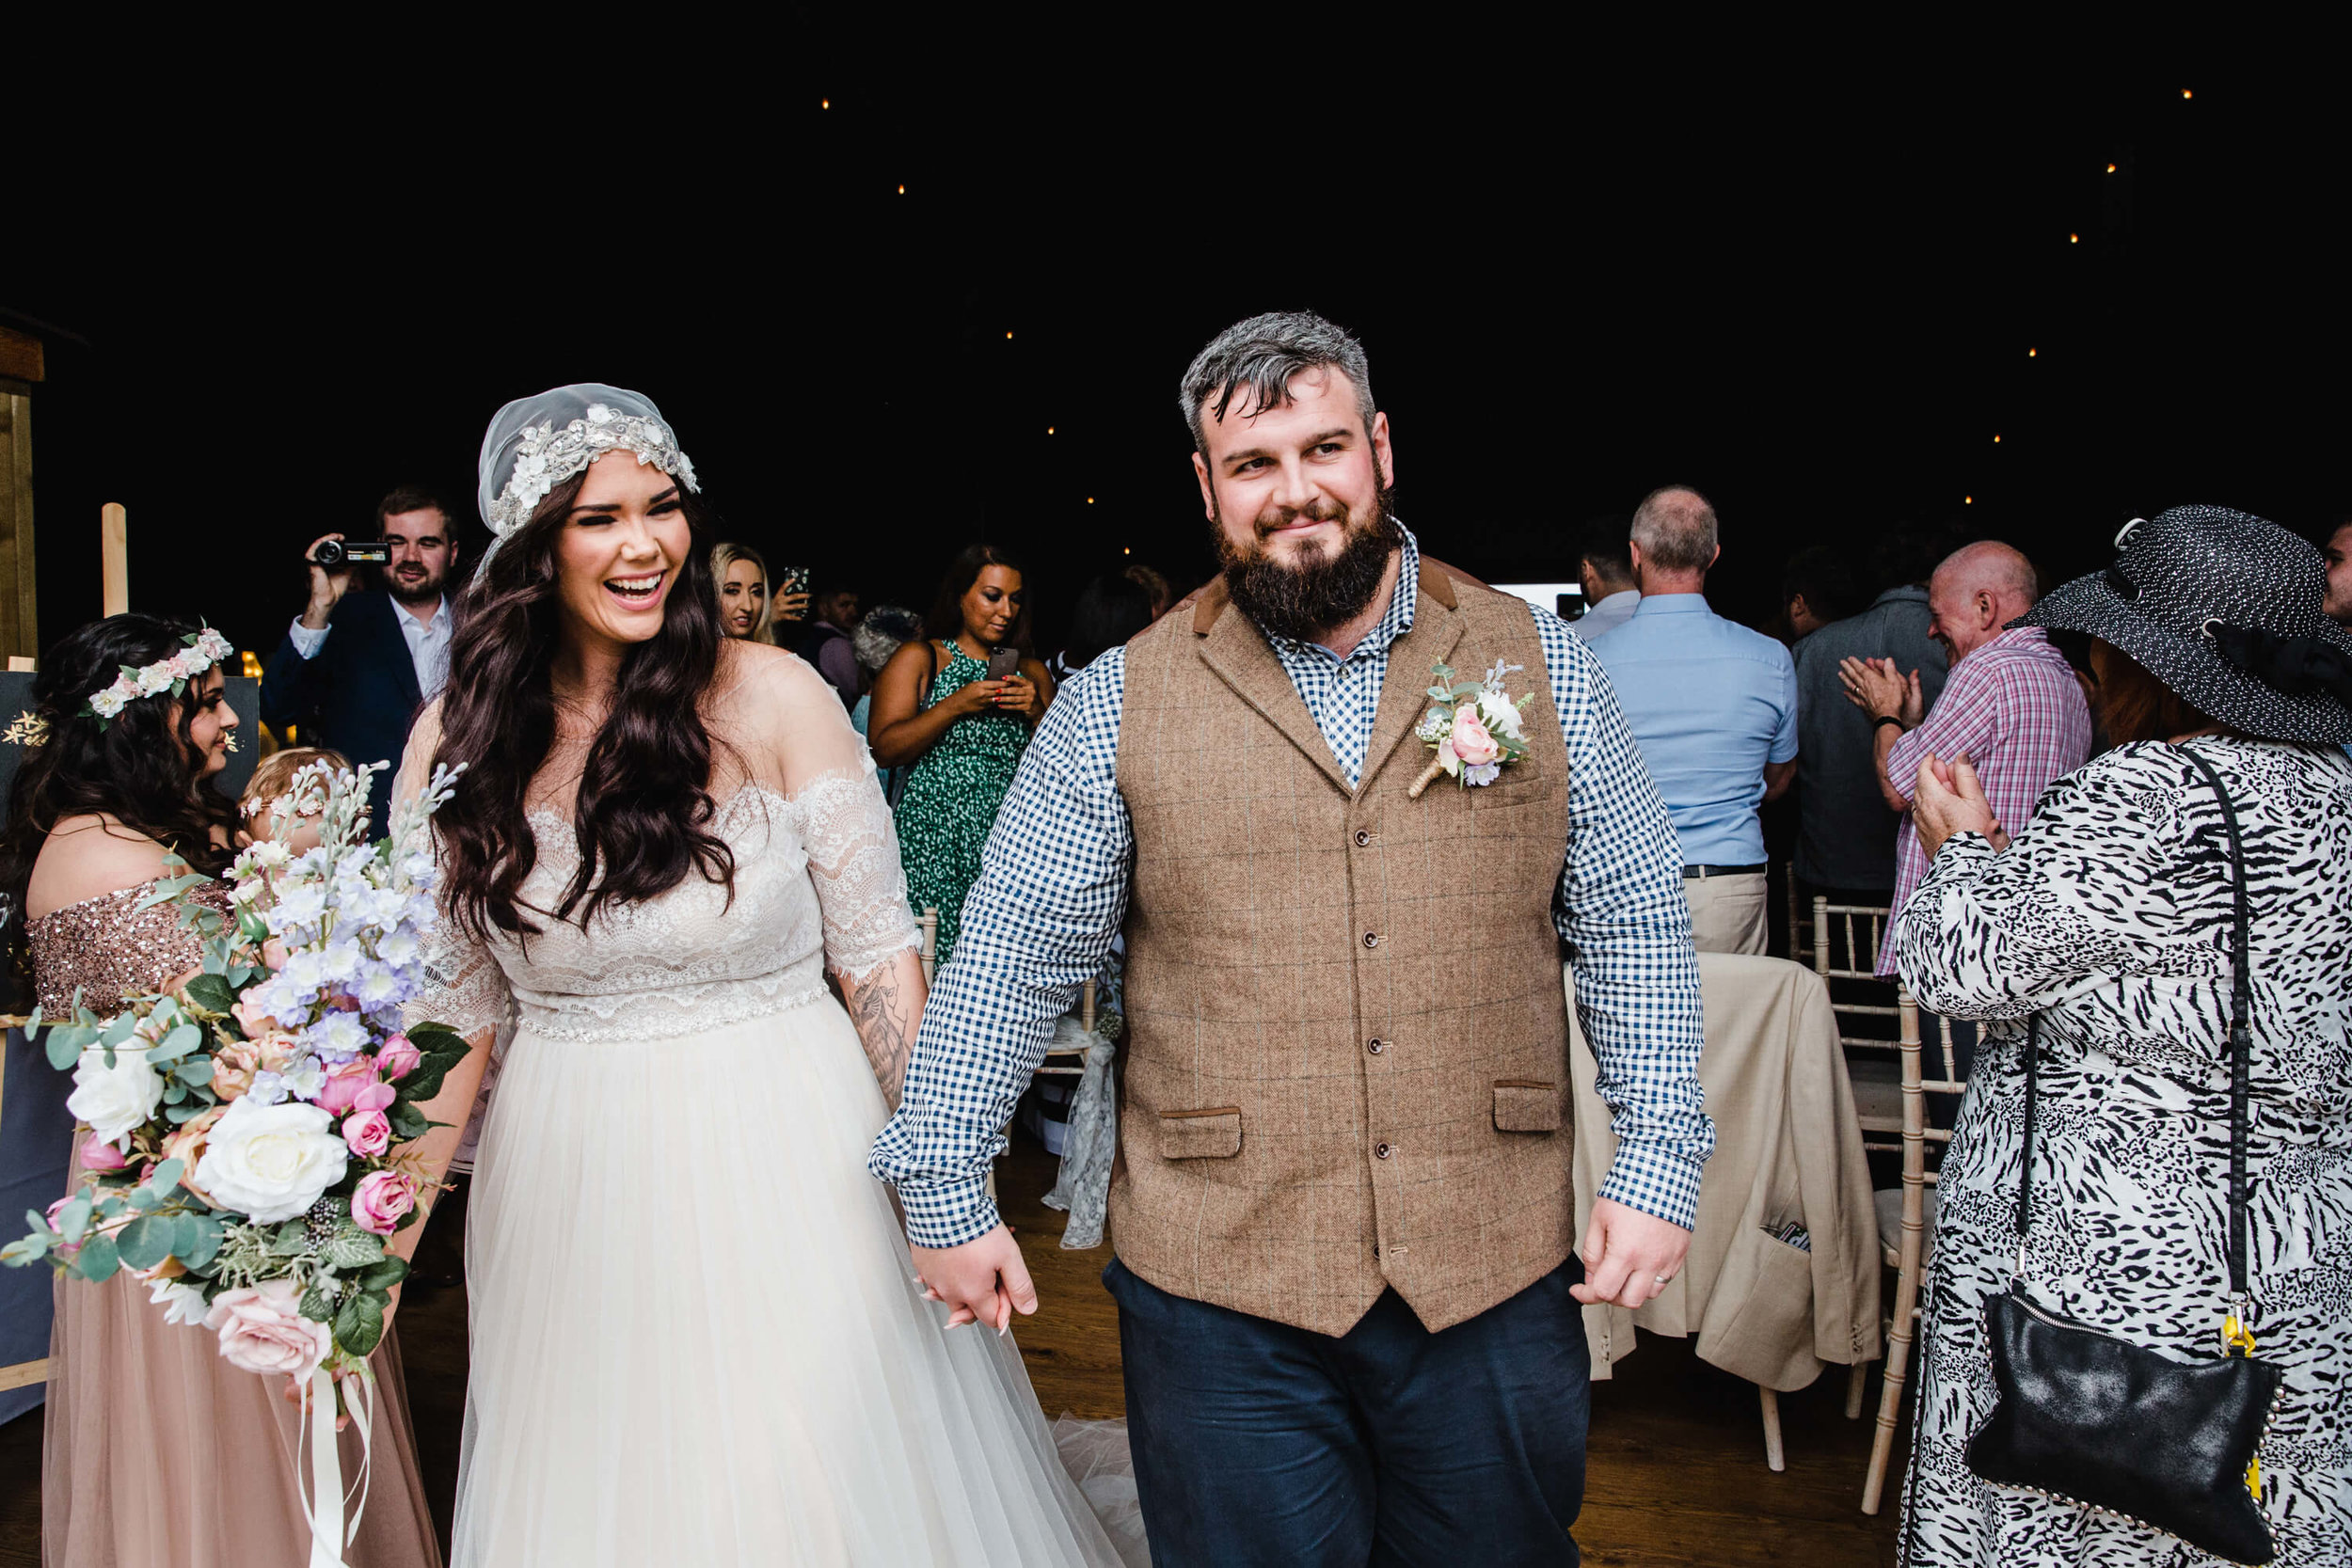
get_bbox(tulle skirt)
[41,1138,441,1568]
[453,992,1135,1568]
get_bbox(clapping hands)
[1838,657,1924,727]
[1912,752,2010,859]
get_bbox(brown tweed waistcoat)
[1110,556,1576,1337]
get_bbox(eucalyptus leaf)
[163,1081,188,1105]
[1,1232,55,1266]
[114,1213,175,1271]
[149,1023,204,1062]
[140,1158,187,1204]
[165,1101,212,1124]
[334,1291,385,1357]
[44,1032,82,1070]
[175,1057,215,1087]
[56,1194,92,1244]
[180,1213,226,1269]
[94,1193,127,1220]
[72,1232,120,1282]
[100,1012,138,1049]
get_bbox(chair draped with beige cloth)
[1568,953,1883,1471]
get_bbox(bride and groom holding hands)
[390,309,1709,1567]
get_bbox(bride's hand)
[911,1226,1036,1335]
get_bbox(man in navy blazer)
[261,487,461,828]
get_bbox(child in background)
[237,744,352,853]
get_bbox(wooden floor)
[0,1132,1907,1565]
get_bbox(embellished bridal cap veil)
[474,383,699,576]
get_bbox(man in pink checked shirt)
[1839,541,2093,999]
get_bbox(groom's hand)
[911,1225,1037,1334]
[1570,1196,1692,1311]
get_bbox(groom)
[873,311,1709,1564]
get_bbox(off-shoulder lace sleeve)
[796,761,922,982]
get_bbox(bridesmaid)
[868,545,1051,963]
[0,614,440,1568]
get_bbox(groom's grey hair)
[1180,311,1377,455]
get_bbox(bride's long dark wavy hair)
[1,614,241,976]
[431,469,737,943]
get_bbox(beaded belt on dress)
[510,971,830,1043]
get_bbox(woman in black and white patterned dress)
[1892,506,2352,1567]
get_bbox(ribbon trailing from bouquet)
[1041,1026,1119,1251]
[296,1362,375,1568]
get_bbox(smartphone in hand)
[776,565,810,597]
[985,647,1022,682]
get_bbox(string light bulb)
[1964,496,1974,504]
[2182,88,2193,100]
[1994,434,2002,443]
[2069,233,2079,244]
[898,184,906,194]
[821,98,830,109]
[1123,546,1132,555]
[1046,426,1055,435]
[1006,331,1014,340]
[2106,163,2117,173]
[2028,347,2038,357]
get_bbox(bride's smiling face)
[554,450,691,651]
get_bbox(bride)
[390,384,1133,1566]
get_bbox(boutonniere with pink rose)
[1406,658,1536,799]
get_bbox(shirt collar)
[1630,593,1711,617]
[1263,522,1420,662]
[396,595,451,634]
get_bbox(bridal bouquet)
[1406,657,1537,798]
[4,759,469,1394]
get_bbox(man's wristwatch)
[1873,715,1906,733]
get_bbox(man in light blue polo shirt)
[1592,485,1798,953]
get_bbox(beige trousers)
[1683,871,1769,956]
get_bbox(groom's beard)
[1215,484,1402,646]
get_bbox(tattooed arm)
[835,944,928,1110]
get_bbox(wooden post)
[101,503,128,615]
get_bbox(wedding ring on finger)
[1652,1275,1673,1287]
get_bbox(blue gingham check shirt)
[871,527,1712,1247]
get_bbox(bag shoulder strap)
[2016,743,2255,1303]
[914,640,943,714]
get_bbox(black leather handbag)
[1963,746,2286,1565]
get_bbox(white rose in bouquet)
[1476,689,1526,741]
[194,1097,349,1223]
[65,1046,165,1150]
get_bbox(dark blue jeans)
[1105,1256,1588,1567]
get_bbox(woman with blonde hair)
[710,541,777,644]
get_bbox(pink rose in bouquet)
[206,1279,333,1379]
[341,1109,393,1157]
[351,1170,418,1237]
[375,1035,422,1081]
[261,937,290,971]
[315,1061,393,1117]
[79,1132,129,1172]
[1449,706,1502,768]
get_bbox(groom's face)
[1192,366,1394,574]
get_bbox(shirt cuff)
[287,618,329,658]
[892,1176,1005,1249]
[1595,1146,1705,1231]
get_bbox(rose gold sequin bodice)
[26,880,231,1019]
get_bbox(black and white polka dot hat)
[2019,504,2352,745]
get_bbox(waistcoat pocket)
[1158,1107,1243,1159]
[1493,1081,1562,1133]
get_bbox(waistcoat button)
[1354,829,1373,847]
[1375,1142,1392,1159]
[1363,932,1380,949]
[1366,1037,1386,1055]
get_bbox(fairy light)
[821,98,831,109]
[2027,347,2038,358]
[1123,546,1132,555]
[2182,88,2193,100]
[1964,496,1974,504]
[1006,331,1014,340]
[1046,426,1056,435]
[1994,434,2002,443]
[2069,233,2079,244]
[1088,498,1095,505]
[898,184,905,194]
[2106,163,2117,173]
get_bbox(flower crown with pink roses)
[81,626,235,725]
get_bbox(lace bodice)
[403,649,921,1046]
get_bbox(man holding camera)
[260,484,460,826]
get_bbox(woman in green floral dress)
[868,546,1052,964]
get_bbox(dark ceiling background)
[8,59,2342,659]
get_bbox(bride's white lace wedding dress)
[400,648,1134,1568]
